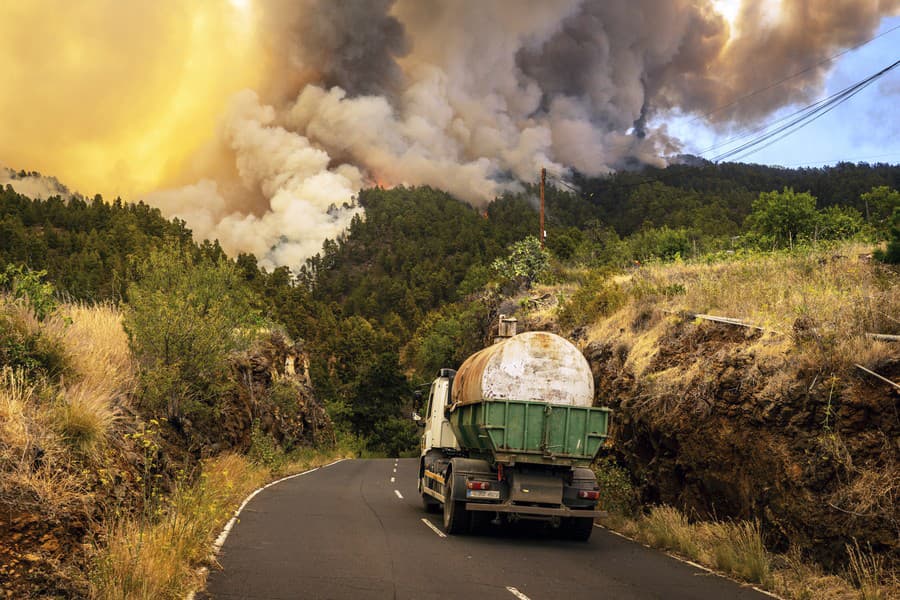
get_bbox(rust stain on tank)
[451,331,593,408]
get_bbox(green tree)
[123,244,260,430]
[491,235,550,287]
[874,207,900,264]
[860,186,900,236]
[746,188,819,248]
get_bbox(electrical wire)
[690,22,900,124]
[707,58,900,163]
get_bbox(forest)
[2,160,899,454]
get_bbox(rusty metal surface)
[451,332,594,407]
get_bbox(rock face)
[584,314,899,569]
[220,330,333,454]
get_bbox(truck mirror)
[412,411,426,427]
[413,390,423,408]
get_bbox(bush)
[746,188,819,248]
[874,206,900,264]
[124,244,261,433]
[592,456,637,515]
[0,265,59,322]
[557,274,626,330]
[491,236,550,287]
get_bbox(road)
[200,458,772,600]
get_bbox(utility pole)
[540,167,546,248]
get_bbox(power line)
[691,22,900,123]
[707,58,900,163]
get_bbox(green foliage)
[248,420,286,470]
[626,226,694,262]
[860,185,900,236]
[592,456,637,516]
[404,295,494,376]
[0,185,192,301]
[0,300,69,378]
[557,274,626,330]
[746,188,819,247]
[0,265,58,321]
[816,205,865,241]
[874,206,900,264]
[491,235,550,286]
[123,243,261,434]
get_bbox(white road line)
[506,586,531,600]
[393,467,397,473]
[592,523,785,599]
[390,476,395,483]
[394,489,404,499]
[420,518,447,538]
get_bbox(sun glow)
[0,1,265,199]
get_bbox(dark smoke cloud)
[294,0,410,97]
[149,0,900,267]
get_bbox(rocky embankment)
[584,312,898,569]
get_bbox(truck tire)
[442,473,470,534]
[561,516,594,541]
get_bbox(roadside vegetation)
[1,161,898,596]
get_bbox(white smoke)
[143,0,899,269]
[1,166,72,200]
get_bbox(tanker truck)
[415,322,611,540]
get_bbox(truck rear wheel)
[442,474,470,534]
[561,516,594,541]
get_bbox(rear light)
[578,490,600,500]
[466,480,491,490]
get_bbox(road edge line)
[593,523,784,599]
[420,518,447,538]
[186,458,347,599]
[506,586,532,600]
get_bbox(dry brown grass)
[603,506,898,599]
[621,244,899,370]
[60,303,135,396]
[0,300,134,515]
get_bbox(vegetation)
[124,244,260,442]
[2,160,899,597]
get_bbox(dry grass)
[90,450,349,600]
[0,300,134,515]
[60,303,135,396]
[603,505,898,599]
[622,244,899,369]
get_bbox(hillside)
[1,161,899,597]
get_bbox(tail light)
[466,481,491,490]
[578,490,600,500]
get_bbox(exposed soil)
[583,314,899,571]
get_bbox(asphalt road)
[200,458,772,600]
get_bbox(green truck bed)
[449,400,610,467]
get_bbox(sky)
[664,15,900,168]
[1,1,898,267]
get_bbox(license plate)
[467,489,500,500]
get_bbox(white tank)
[451,331,594,407]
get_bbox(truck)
[415,320,611,540]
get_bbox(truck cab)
[419,369,457,455]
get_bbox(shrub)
[0,265,58,321]
[874,206,900,264]
[746,187,819,248]
[124,244,260,433]
[491,236,550,287]
[592,456,637,515]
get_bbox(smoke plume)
[1,0,898,268]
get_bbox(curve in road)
[199,458,773,599]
